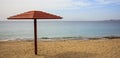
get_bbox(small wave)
[0,38,32,41]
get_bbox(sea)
[0,21,120,40]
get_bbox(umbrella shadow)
[43,51,98,58]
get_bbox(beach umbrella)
[7,10,62,55]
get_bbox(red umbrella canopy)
[7,10,62,55]
[8,10,62,19]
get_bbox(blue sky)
[0,0,120,21]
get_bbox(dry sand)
[0,39,120,58]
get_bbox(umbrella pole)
[34,19,37,55]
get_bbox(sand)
[0,39,120,58]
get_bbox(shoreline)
[0,36,120,42]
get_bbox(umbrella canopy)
[7,10,62,55]
[8,10,62,19]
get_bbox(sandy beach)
[0,38,120,58]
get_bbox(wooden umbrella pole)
[34,19,37,55]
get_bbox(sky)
[0,0,120,21]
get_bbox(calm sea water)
[0,21,120,40]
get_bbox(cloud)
[1,0,120,10]
[0,0,120,21]
[0,0,92,10]
[29,0,92,10]
[73,1,91,7]
[95,0,120,4]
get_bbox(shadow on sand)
[40,51,98,58]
